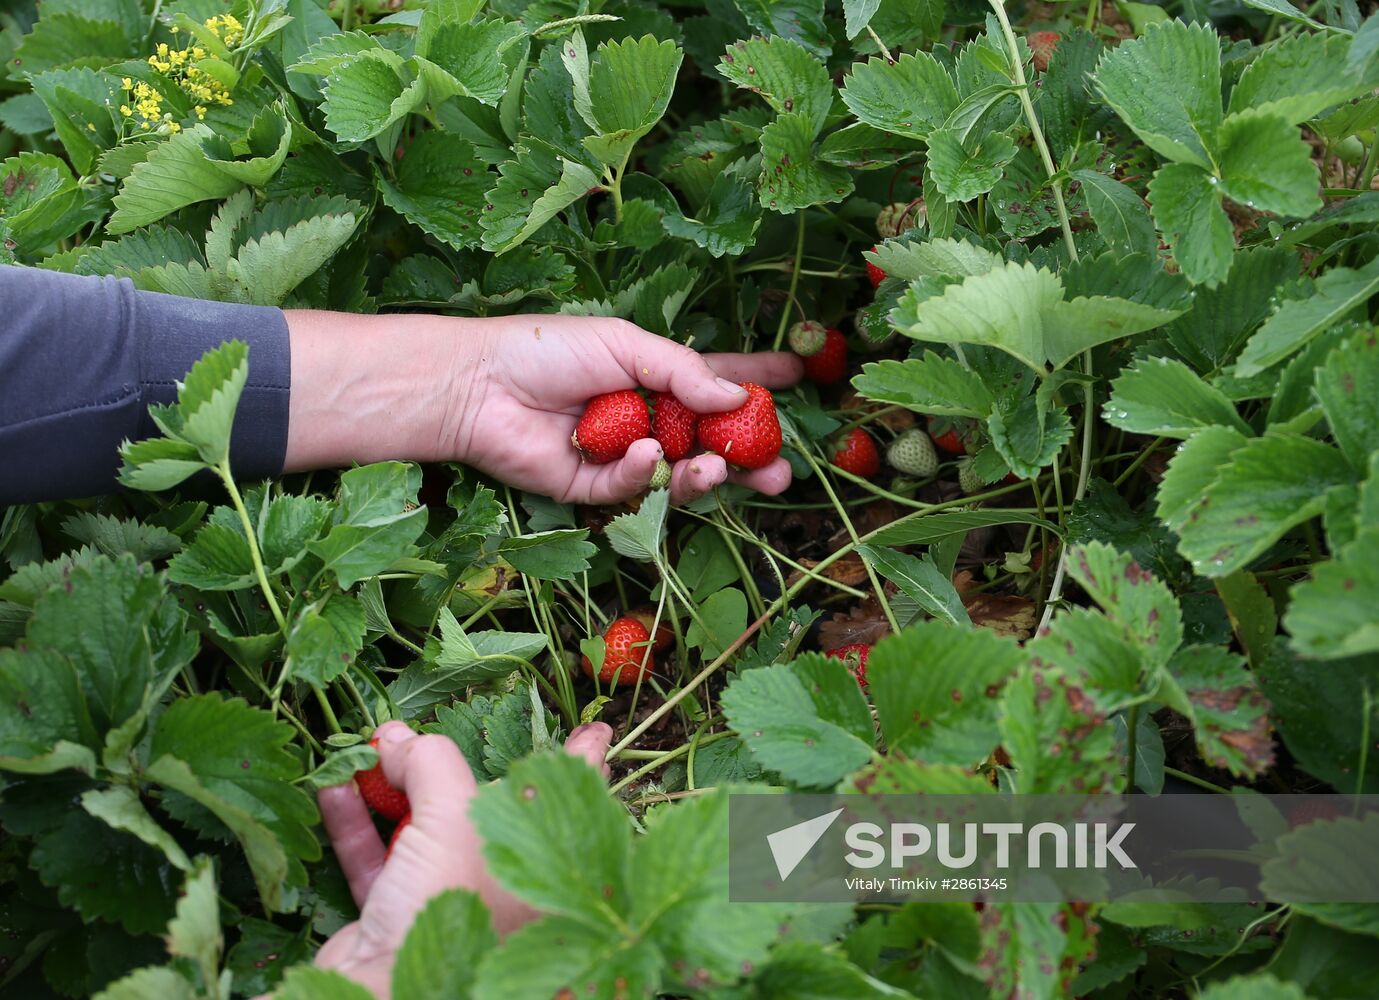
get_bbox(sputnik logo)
[766,807,844,881]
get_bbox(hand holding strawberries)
[313,721,614,999]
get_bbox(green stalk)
[217,461,286,632]
[772,211,808,350]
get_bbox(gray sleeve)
[0,266,291,505]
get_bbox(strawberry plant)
[2,0,1379,998]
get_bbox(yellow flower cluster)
[205,14,244,47]
[120,16,240,136]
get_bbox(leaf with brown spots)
[1160,644,1274,777]
[963,590,1036,640]
[1000,667,1120,793]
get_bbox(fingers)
[705,351,805,390]
[669,453,727,506]
[728,456,794,496]
[566,437,664,505]
[374,721,478,833]
[319,782,387,908]
[564,722,614,778]
[609,326,751,413]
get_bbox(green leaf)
[321,48,424,143]
[228,210,362,307]
[733,0,831,58]
[12,13,134,76]
[286,29,380,75]
[479,142,600,253]
[1217,111,1322,219]
[166,857,223,992]
[27,67,120,174]
[574,34,683,166]
[1072,169,1157,256]
[200,107,293,186]
[0,152,88,255]
[474,916,662,998]
[274,966,379,1000]
[717,35,832,132]
[27,555,195,737]
[865,236,1000,281]
[852,353,995,418]
[662,172,762,257]
[604,488,669,561]
[1064,541,1184,661]
[865,509,1060,546]
[167,522,256,591]
[1236,255,1379,375]
[1104,357,1251,438]
[472,752,631,923]
[1162,430,1354,576]
[1237,0,1329,29]
[61,512,181,562]
[758,110,853,212]
[391,889,496,1000]
[434,606,546,678]
[1260,814,1379,937]
[1229,31,1368,125]
[1160,644,1274,776]
[80,786,192,872]
[149,693,318,911]
[1001,668,1121,793]
[1198,974,1311,1000]
[1163,244,1300,371]
[1313,325,1379,470]
[498,528,596,581]
[1285,527,1379,658]
[416,18,527,107]
[92,968,197,1000]
[0,647,96,774]
[308,463,429,590]
[925,127,1018,202]
[839,51,958,140]
[720,658,875,787]
[1092,20,1222,168]
[106,125,244,234]
[1066,478,1185,584]
[32,809,176,934]
[749,940,912,998]
[843,0,883,38]
[858,544,969,626]
[1148,163,1234,287]
[284,595,366,687]
[685,587,749,658]
[869,622,1025,767]
[379,132,491,250]
[989,394,1073,479]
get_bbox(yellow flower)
[120,104,132,116]
[121,77,132,88]
[195,105,207,119]
[86,122,96,131]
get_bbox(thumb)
[612,325,749,413]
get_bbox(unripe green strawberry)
[573,390,650,463]
[886,430,938,477]
[788,320,828,357]
[649,459,672,490]
[356,737,410,821]
[697,383,782,470]
[875,201,924,238]
[958,457,985,494]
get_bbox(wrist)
[281,311,489,473]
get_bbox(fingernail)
[716,377,747,396]
[379,725,409,745]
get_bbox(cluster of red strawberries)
[572,383,783,473]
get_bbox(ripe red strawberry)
[573,390,650,463]
[697,382,782,470]
[928,416,968,456]
[866,248,886,289]
[1029,31,1060,72]
[356,737,409,821]
[800,327,848,385]
[627,606,674,652]
[826,643,871,689]
[831,428,881,478]
[581,616,653,685]
[649,392,698,461]
[386,813,411,859]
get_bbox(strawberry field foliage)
[2,0,1379,996]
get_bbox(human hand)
[445,315,803,505]
[310,721,614,999]
[282,312,803,506]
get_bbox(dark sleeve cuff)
[130,285,292,482]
